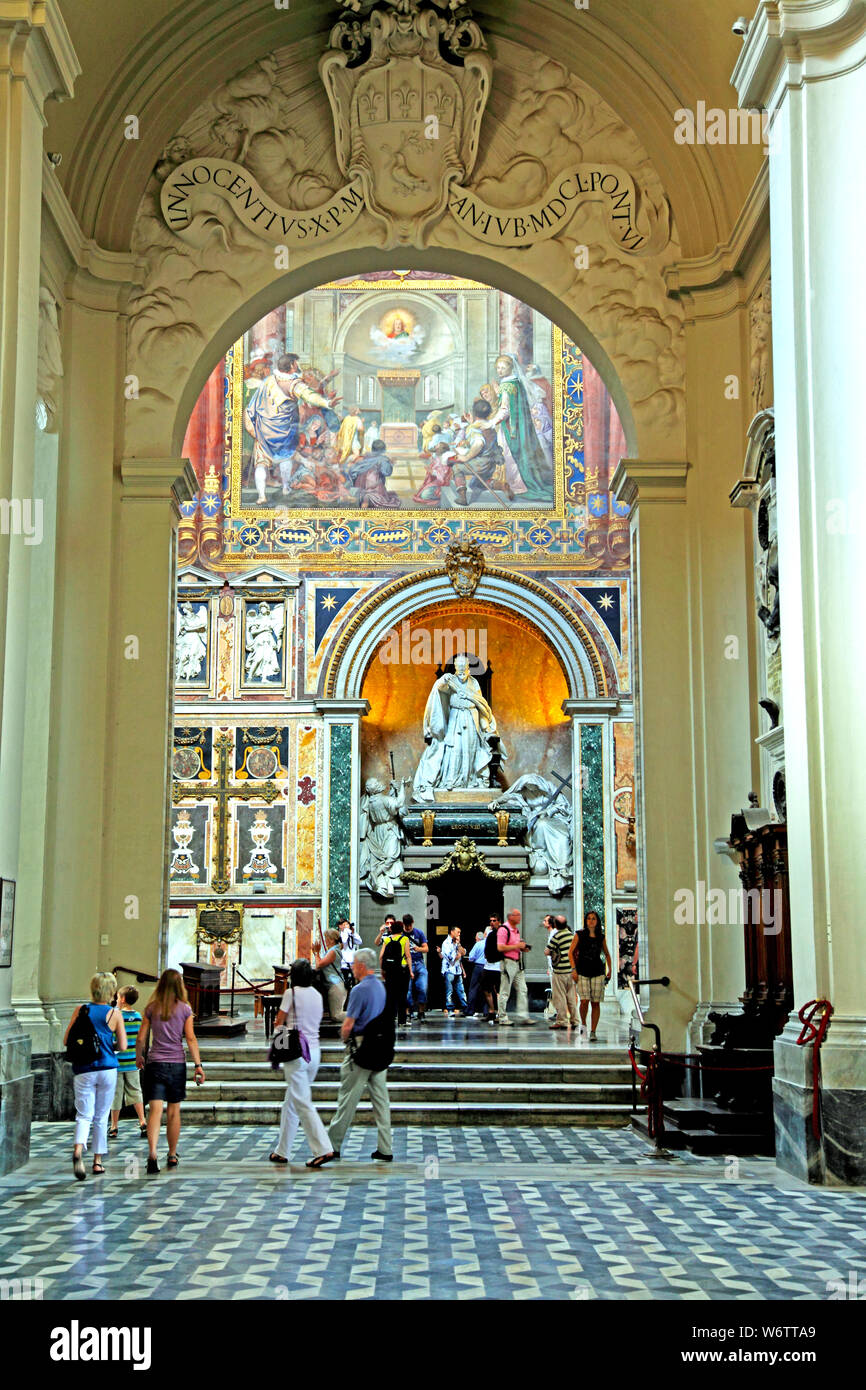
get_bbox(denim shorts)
[142,1061,187,1103]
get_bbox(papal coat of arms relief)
[320,0,492,246]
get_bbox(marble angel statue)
[245,602,284,683]
[490,773,574,895]
[175,602,208,682]
[413,654,506,802]
[359,776,409,899]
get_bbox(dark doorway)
[426,868,503,1011]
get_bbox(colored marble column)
[317,700,369,932]
[564,698,619,1017]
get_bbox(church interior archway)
[169,266,639,1001]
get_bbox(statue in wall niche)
[489,774,574,895]
[756,492,780,643]
[245,602,284,682]
[359,776,410,899]
[175,602,208,682]
[413,653,506,802]
[750,279,772,414]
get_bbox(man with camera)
[338,918,363,997]
[495,909,535,1026]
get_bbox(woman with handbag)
[64,971,127,1180]
[269,958,336,1168]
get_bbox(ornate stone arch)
[322,566,612,700]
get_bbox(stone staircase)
[184,1020,634,1127]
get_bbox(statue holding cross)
[489,771,574,896]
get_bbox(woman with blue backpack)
[64,972,127,1181]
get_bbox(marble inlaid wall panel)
[293,721,322,892]
[166,907,296,982]
[613,721,636,890]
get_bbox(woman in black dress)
[569,911,612,1042]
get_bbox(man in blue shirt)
[324,950,393,1163]
[404,912,429,1021]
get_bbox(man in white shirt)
[439,926,467,1016]
[338,918,362,997]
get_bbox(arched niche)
[322,567,613,703]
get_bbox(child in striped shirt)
[108,987,147,1139]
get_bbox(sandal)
[73,1154,86,1182]
[269,1153,288,1165]
[92,1162,106,1175]
[139,1125,148,1138]
[108,1127,119,1140]
[167,1154,179,1168]
[305,1151,338,1169]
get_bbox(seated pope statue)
[413,654,506,803]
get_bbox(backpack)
[483,929,502,964]
[352,1005,395,1073]
[65,1004,100,1067]
[381,934,405,971]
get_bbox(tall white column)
[0,2,77,1173]
[610,463,700,1050]
[102,460,197,978]
[734,0,866,1183]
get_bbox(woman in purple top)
[136,969,205,1175]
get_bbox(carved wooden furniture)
[179,962,221,1023]
[727,812,792,1036]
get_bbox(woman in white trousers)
[268,959,336,1169]
[64,972,127,1180]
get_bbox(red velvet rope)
[795,999,834,1140]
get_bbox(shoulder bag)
[267,986,311,1069]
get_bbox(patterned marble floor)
[1,1123,863,1301]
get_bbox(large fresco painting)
[230,275,563,517]
[181,269,630,569]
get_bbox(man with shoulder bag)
[323,949,394,1164]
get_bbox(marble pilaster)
[735,0,866,1183]
[316,699,369,931]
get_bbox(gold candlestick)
[421,809,436,846]
[495,810,510,846]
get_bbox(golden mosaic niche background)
[360,599,571,789]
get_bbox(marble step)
[200,1062,633,1085]
[664,1098,773,1137]
[180,1099,632,1127]
[197,1044,628,1065]
[195,1080,634,1104]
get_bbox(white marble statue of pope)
[413,654,506,802]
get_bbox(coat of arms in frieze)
[320,0,492,246]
